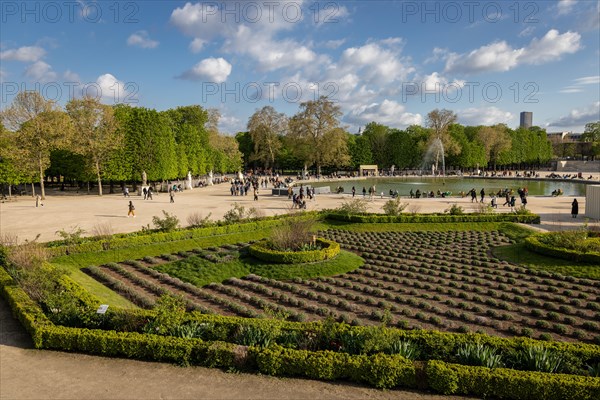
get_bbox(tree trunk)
[8,185,12,197]
[39,159,46,200]
[95,161,103,196]
[31,182,35,197]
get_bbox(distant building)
[547,131,583,142]
[520,112,533,129]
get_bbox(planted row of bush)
[325,212,541,224]
[525,234,600,264]
[248,238,340,264]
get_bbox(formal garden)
[1,204,599,399]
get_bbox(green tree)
[235,131,254,170]
[361,122,391,167]
[426,109,461,158]
[347,133,373,168]
[582,121,600,159]
[288,96,350,175]
[0,124,30,196]
[66,96,121,196]
[163,105,210,175]
[1,91,73,199]
[247,106,286,169]
[477,124,511,170]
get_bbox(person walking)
[169,189,175,203]
[253,188,258,201]
[571,198,579,218]
[147,187,153,200]
[470,188,476,203]
[362,187,366,197]
[127,201,136,218]
[480,188,485,203]
[123,187,130,197]
[143,187,148,200]
[352,186,356,198]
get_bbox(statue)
[185,171,193,190]
[208,170,214,186]
[238,170,244,183]
[141,171,147,186]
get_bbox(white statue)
[208,170,214,186]
[185,171,193,190]
[238,170,244,183]
[141,171,147,186]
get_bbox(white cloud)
[444,30,581,75]
[457,107,513,126]
[218,112,243,134]
[345,99,422,128]
[127,30,159,49]
[518,27,535,37]
[63,70,81,83]
[340,41,414,85]
[323,39,346,49]
[24,61,57,83]
[559,87,584,94]
[0,68,7,82]
[557,0,577,15]
[574,76,600,85]
[95,73,135,103]
[179,57,232,83]
[189,38,206,53]
[0,46,46,62]
[519,30,581,64]
[547,102,600,128]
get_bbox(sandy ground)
[1,176,599,242]
[0,298,472,400]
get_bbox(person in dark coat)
[571,199,579,218]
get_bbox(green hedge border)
[248,238,340,264]
[325,212,541,224]
[525,234,600,264]
[1,266,599,398]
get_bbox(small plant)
[186,212,213,228]
[518,345,563,373]
[382,198,408,216]
[152,211,180,232]
[91,222,113,239]
[456,343,503,368]
[587,362,600,377]
[387,339,420,359]
[223,203,261,223]
[445,204,464,215]
[336,198,369,216]
[55,226,86,247]
[514,205,533,215]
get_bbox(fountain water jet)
[421,138,445,176]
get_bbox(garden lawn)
[493,243,600,280]
[153,250,364,287]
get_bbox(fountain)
[421,137,445,176]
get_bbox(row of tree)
[237,101,597,173]
[0,92,242,198]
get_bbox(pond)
[311,177,589,196]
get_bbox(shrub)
[518,345,563,373]
[388,340,421,360]
[445,204,464,215]
[336,199,369,216]
[186,212,213,228]
[382,198,408,216]
[248,238,340,264]
[268,217,317,252]
[152,211,180,232]
[222,203,262,223]
[456,343,503,368]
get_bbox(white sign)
[96,304,109,314]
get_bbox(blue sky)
[1,0,599,134]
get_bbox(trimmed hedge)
[248,238,340,264]
[47,214,320,258]
[525,234,600,264]
[325,212,541,224]
[426,360,600,400]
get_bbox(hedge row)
[248,238,340,264]
[325,212,541,224]
[47,216,312,257]
[525,234,600,264]
[1,267,599,398]
[427,360,600,400]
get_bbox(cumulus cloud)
[339,41,414,85]
[457,107,514,126]
[444,30,581,75]
[557,0,577,15]
[547,102,600,128]
[179,57,232,83]
[0,46,46,62]
[189,38,206,53]
[63,69,81,83]
[345,99,422,128]
[127,30,159,49]
[94,73,136,103]
[323,39,346,49]
[24,61,57,83]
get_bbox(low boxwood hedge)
[248,238,340,264]
[426,360,600,400]
[325,212,541,224]
[525,234,600,264]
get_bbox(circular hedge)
[525,233,600,264]
[248,238,340,264]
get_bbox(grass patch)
[492,243,600,280]
[318,221,504,232]
[154,250,363,286]
[68,268,136,309]
[497,222,537,242]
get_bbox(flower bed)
[525,233,600,264]
[325,212,541,224]
[248,238,340,264]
